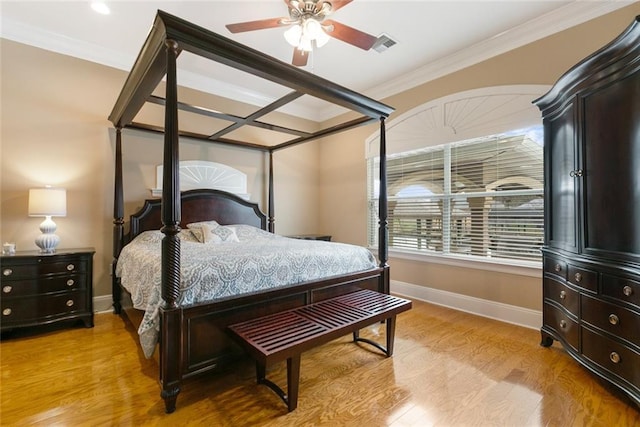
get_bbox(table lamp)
[28,187,67,253]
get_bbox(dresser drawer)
[544,257,567,281]
[1,274,87,297]
[544,277,579,316]
[581,295,640,346]
[602,274,640,310]
[582,327,640,391]
[1,291,88,324]
[2,258,88,280]
[567,265,597,292]
[543,303,579,351]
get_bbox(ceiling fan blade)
[226,17,288,33]
[320,0,353,12]
[323,19,377,51]
[292,48,309,67]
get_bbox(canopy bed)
[108,10,394,413]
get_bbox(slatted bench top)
[228,289,412,364]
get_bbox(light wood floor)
[1,298,639,426]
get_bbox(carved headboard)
[127,189,267,243]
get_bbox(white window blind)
[368,127,544,262]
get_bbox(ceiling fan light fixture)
[285,18,329,51]
[284,24,303,47]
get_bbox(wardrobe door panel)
[546,102,579,253]
[582,72,640,262]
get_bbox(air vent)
[372,34,397,53]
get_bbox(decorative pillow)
[186,221,220,243]
[202,224,240,244]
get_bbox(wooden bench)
[227,289,412,411]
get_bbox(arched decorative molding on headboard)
[151,160,249,199]
[365,85,550,158]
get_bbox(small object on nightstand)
[0,248,95,335]
[287,234,332,241]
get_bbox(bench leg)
[352,315,398,356]
[255,356,301,412]
[286,355,301,412]
[385,315,397,356]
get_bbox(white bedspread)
[115,225,377,357]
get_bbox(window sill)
[374,247,542,278]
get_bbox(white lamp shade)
[28,188,67,217]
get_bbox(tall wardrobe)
[534,16,639,406]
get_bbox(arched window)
[367,85,548,264]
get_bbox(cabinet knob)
[2,285,12,294]
[623,285,633,297]
[2,268,12,276]
[66,299,74,307]
[569,169,583,178]
[2,308,12,316]
[559,320,567,329]
[67,279,75,287]
[559,290,567,300]
[609,352,621,364]
[608,314,619,325]
[66,264,75,271]
[554,264,561,273]
[574,273,582,283]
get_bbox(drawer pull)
[2,308,12,316]
[559,320,567,329]
[67,279,75,287]
[66,264,75,271]
[554,264,561,273]
[66,300,74,307]
[3,268,12,276]
[623,285,633,297]
[608,314,619,325]
[2,285,12,294]
[609,352,621,364]
[574,273,582,283]
[559,290,567,300]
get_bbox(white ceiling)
[0,1,631,121]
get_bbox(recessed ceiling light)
[91,1,110,15]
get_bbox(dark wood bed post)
[112,127,124,314]
[159,39,182,414]
[378,117,390,294]
[268,150,275,233]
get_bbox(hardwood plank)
[1,298,638,425]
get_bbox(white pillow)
[186,220,220,243]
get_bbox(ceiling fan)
[225,0,378,67]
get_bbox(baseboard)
[93,295,113,314]
[391,280,542,330]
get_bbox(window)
[368,126,544,263]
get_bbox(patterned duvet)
[115,224,377,357]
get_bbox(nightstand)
[1,248,95,334]
[287,234,332,241]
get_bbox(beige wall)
[2,4,638,310]
[0,40,320,301]
[319,4,640,311]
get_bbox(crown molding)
[315,1,633,121]
[2,1,632,123]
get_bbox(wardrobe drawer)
[543,303,579,351]
[1,274,87,297]
[567,265,597,292]
[602,274,640,310]
[582,327,640,391]
[544,257,567,281]
[544,277,579,316]
[581,295,640,346]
